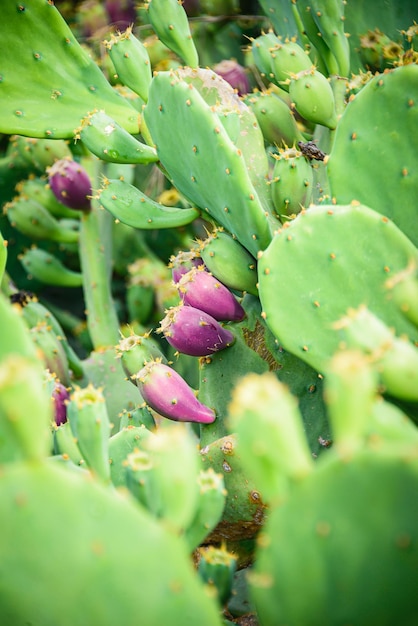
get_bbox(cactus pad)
[258,204,418,372]
[328,65,418,246]
[0,0,139,138]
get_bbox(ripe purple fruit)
[48,158,92,211]
[158,303,235,356]
[213,59,250,96]
[135,360,216,424]
[52,380,69,426]
[178,267,246,322]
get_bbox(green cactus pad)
[98,178,200,229]
[328,65,418,246]
[0,0,139,138]
[143,69,274,256]
[258,204,418,372]
[0,461,222,626]
[252,448,418,626]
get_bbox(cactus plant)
[1,0,418,623]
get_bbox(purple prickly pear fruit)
[52,380,69,426]
[170,249,204,284]
[178,267,246,322]
[158,303,235,357]
[48,158,92,212]
[105,0,136,29]
[213,59,250,96]
[135,360,216,424]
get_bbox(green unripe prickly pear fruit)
[67,384,112,482]
[108,425,154,487]
[53,421,85,467]
[116,332,167,382]
[183,468,226,552]
[30,321,71,387]
[199,228,259,296]
[386,264,418,329]
[105,27,152,102]
[118,406,156,431]
[16,294,84,380]
[228,372,313,505]
[19,247,83,287]
[251,31,281,83]
[270,147,314,215]
[8,136,72,172]
[147,0,199,68]
[4,196,79,243]
[245,90,304,148]
[289,68,337,129]
[359,29,402,72]
[269,40,312,91]
[336,305,418,402]
[198,545,238,606]
[15,177,81,219]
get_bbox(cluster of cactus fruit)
[0,0,418,624]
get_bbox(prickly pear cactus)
[2,1,418,623]
[328,65,418,246]
[229,364,418,626]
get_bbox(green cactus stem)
[199,433,267,542]
[78,159,120,349]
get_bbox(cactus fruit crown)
[70,383,105,408]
